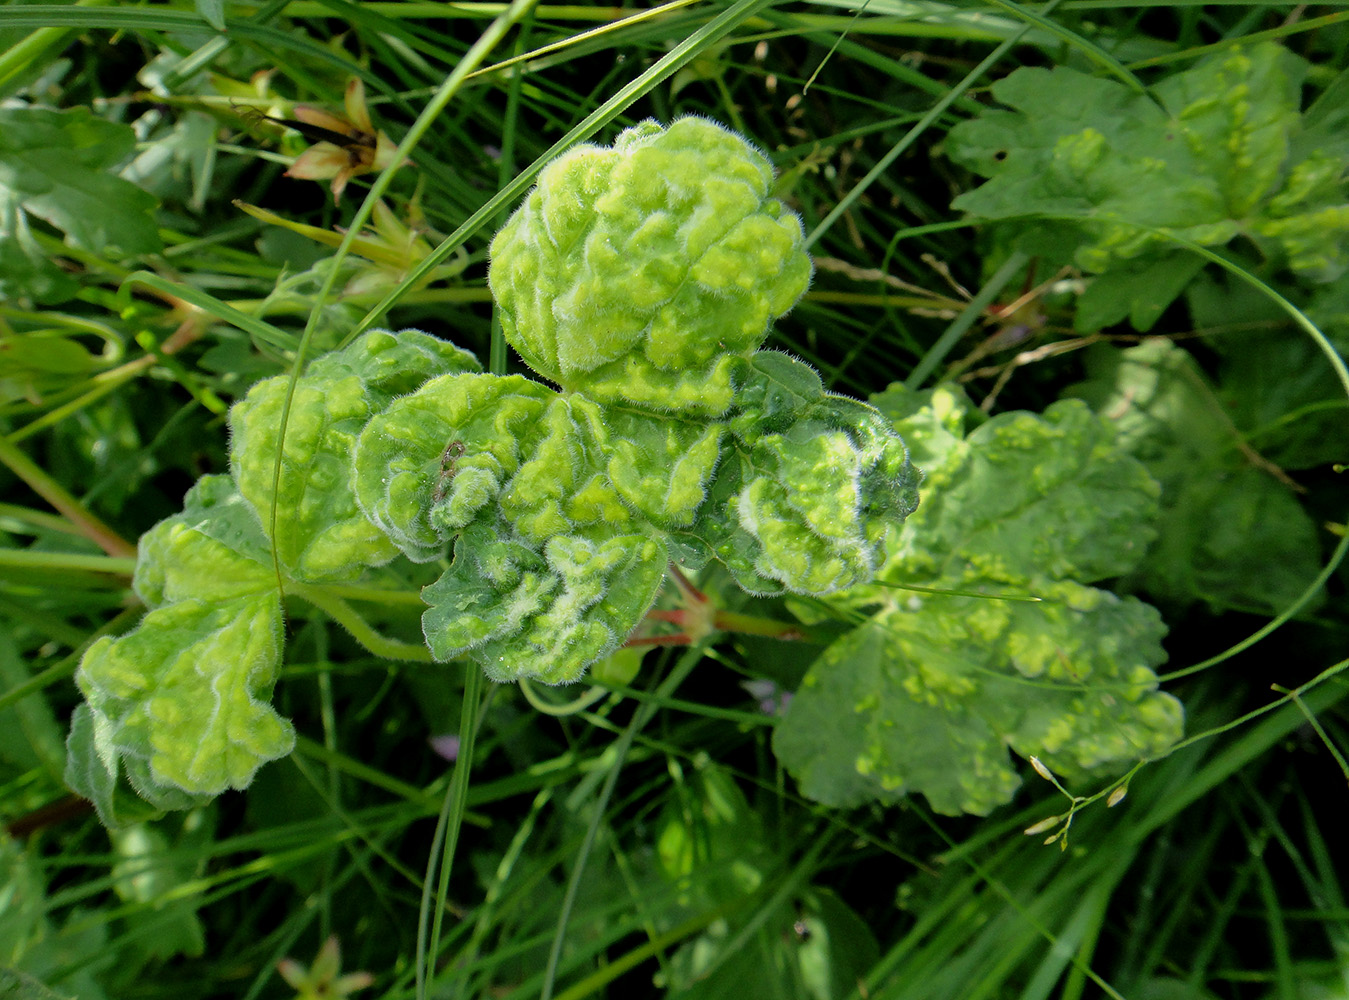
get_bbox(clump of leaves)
[946,42,1349,332]
[68,118,920,818]
[774,384,1184,815]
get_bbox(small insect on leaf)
[431,440,464,504]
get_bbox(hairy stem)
[291,584,434,663]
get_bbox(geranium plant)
[66,117,922,821]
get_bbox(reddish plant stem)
[624,633,696,648]
[625,564,828,649]
[644,609,686,624]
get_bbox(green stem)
[518,677,608,716]
[418,665,489,1000]
[313,582,428,607]
[711,608,824,642]
[290,584,434,663]
[636,604,827,645]
[0,548,136,578]
[0,433,136,558]
[0,503,83,537]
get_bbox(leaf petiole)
[290,584,434,663]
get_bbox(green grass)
[2,1,1348,998]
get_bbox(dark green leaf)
[1066,338,1325,612]
[775,395,1179,814]
[0,106,162,266]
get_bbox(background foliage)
[1,1,1347,998]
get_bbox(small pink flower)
[285,79,400,203]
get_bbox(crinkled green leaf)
[359,379,670,683]
[352,372,554,561]
[870,381,980,475]
[64,705,187,828]
[312,327,481,398]
[948,44,1305,267]
[73,593,293,799]
[0,108,162,303]
[489,116,812,415]
[230,329,479,580]
[493,394,638,544]
[1066,338,1325,613]
[893,398,1158,584]
[361,347,916,680]
[602,409,724,529]
[421,521,667,684]
[729,349,826,430]
[947,43,1349,329]
[77,477,293,811]
[676,354,920,595]
[132,475,273,608]
[776,586,1181,815]
[775,392,1180,814]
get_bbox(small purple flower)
[429,734,460,762]
[741,678,792,716]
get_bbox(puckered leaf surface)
[774,387,1182,815]
[132,475,273,607]
[489,116,812,415]
[494,394,638,544]
[68,477,292,811]
[946,43,1349,329]
[778,584,1179,815]
[888,398,1161,584]
[403,390,667,682]
[421,521,667,684]
[601,409,725,530]
[358,349,917,682]
[352,372,555,561]
[230,329,480,580]
[74,593,293,800]
[673,353,920,596]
